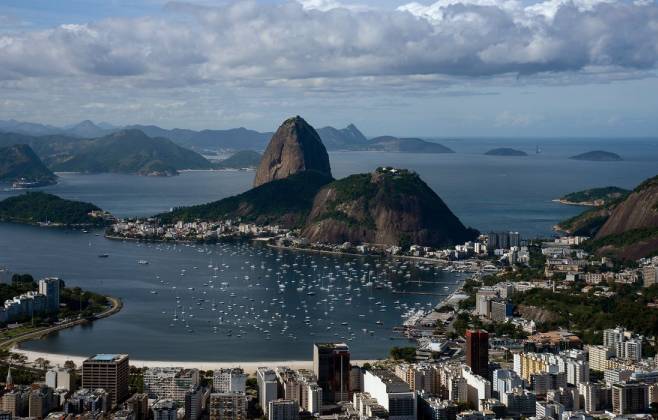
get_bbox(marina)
[0,222,462,361]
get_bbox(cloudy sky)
[0,0,657,137]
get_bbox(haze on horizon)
[1,0,657,138]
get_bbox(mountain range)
[0,118,452,153]
[0,130,213,176]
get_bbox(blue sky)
[1,0,657,137]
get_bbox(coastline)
[551,198,598,207]
[1,296,122,351]
[11,348,376,374]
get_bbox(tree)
[34,357,50,370]
[64,360,76,370]
[10,353,27,365]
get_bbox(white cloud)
[0,0,656,89]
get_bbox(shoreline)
[551,198,598,207]
[11,348,376,374]
[1,296,122,351]
[106,235,460,268]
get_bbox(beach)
[12,347,376,374]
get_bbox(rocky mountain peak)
[253,116,332,187]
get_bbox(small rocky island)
[569,150,622,161]
[484,148,527,156]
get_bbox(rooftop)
[87,354,128,362]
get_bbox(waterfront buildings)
[213,368,247,393]
[81,354,129,407]
[257,368,278,416]
[313,342,350,403]
[143,367,200,401]
[0,277,61,324]
[45,368,76,392]
[38,277,61,313]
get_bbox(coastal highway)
[0,296,123,351]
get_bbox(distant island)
[556,186,629,206]
[484,148,527,156]
[0,144,57,188]
[214,150,262,170]
[0,192,114,227]
[569,150,622,161]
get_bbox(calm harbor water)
[0,139,657,361]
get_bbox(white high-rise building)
[622,339,642,361]
[461,366,491,412]
[363,369,416,420]
[45,368,76,391]
[588,345,613,372]
[492,369,522,396]
[143,368,200,402]
[603,327,625,356]
[213,368,247,393]
[306,383,322,414]
[257,368,278,416]
[565,359,589,388]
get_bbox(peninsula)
[0,192,114,227]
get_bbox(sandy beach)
[12,347,376,374]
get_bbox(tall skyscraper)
[38,277,60,314]
[612,382,648,415]
[256,368,278,415]
[313,342,350,403]
[466,330,489,378]
[82,354,129,407]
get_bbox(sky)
[0,0,657,137]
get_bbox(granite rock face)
[253,116,332,187]
[595,176,658,239]
[302,168,479,247]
